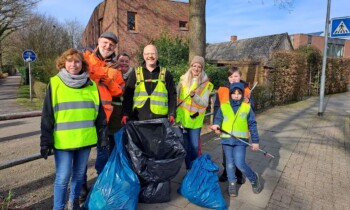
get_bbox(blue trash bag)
[84,128,140,210]
[178,154,227,210]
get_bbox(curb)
[0,111,42,121]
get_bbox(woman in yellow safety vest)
[40,48,108,210]
[176,56,213,169]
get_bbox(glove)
[121,116,129,125]
[40,146,52,160]
[100,77,113,85]
[169,116,175,124]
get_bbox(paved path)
[0,75,349,209]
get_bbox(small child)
[210,82,262,197]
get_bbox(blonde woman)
[176,56,213,169]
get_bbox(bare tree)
[64,19,85,49]
[0,0,40,73]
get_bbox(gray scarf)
[57,68,88,88]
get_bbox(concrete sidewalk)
[137,92,350,210]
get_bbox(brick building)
[290,33,350,59]
[82,0,189,63]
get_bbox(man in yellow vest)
[121,44,176,123]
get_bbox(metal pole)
[29,62,32,101]
[318,0,331,116]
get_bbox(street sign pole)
[29,62,32,101]
[22,50,36,102]
[318,0,331,116]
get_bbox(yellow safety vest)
[50,76,100,149]
[220,101,250,139]
[176,78,213,128]
[133,66,168,115]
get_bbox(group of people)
[40,31,262,210]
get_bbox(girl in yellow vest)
[176,56,213,169]
[210,82,262,197]
[40,48,108,210]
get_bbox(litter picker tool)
[176,79,209,108]
[248,82,258,96]
[217,128,275,159]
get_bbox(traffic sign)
[22,50,37,62]
[331,16,350,37]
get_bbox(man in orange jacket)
[80,31,125,203]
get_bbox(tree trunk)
[0,41,3,75]
[189,0,206,63]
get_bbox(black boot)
[79,183,88,204]
[219,168,228,182]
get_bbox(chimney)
[230,35,237,41]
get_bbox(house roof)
[206,33,293,66]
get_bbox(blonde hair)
[181,66,205,88]
[55,48,89,73]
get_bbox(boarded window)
[128,11,137,31]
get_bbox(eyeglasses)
[143,53,157,56]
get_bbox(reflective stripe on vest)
[133,66,168,115]
[176,79,213,129]
[219,101,250,139]
[50,76,99,149]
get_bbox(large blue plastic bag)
[84,128,140,210]
[178,154,227,210]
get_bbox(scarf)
[57,69,88,88]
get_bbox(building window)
[327,43,344,58]
[179,21,188,30]
[128,11,137,31]
[98,18,103,35]
[307,35,312,44]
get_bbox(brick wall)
[82,0,189,65]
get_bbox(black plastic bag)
[124,118,186,183]
[139,181,171,203]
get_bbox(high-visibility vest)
[50,76,99,149]
[219,93,251,139]
[176,78,213,128]
[133,66,168,115]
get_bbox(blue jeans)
[53,148,91,210]
[183,128,201,169]
[222,144,257,183]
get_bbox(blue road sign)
[331,16,350,37]
[22,50,37,62]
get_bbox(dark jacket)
[122,62,177,121]
[213,97,259,145]
[40,78,108,150]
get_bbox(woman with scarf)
[176,56,213,169]
[40,48,108,210]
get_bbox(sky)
[35,0,349,44]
